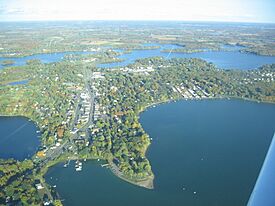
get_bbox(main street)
[32,68,96,203]
[37,67,96,168]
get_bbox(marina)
[75,160,82,171]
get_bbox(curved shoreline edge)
[1,97,274,192]
[108,161,154,189]
[132,96,275,189]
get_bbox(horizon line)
[0,19,274,25]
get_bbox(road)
[40,67,95,164]
[4,68,96,204]
[79,68,95,138]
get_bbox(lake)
[45,99,275,206]
[6,79,29,86]
[1,44,275,70]
[0,116,40,160]
[0,51,95,70]
[98,44,275,69]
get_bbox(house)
[35,183,44,190]
[36,151,46,158]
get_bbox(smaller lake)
[6,80,29,86]
[0,116,40,160]
[0,51,95,69]
[98,44,275,70]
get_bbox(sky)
[0,0,274,23]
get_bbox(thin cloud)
[0,0,274,23]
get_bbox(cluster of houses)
[118,66,154,74]
[242,70,275,84]
[93,95,107,121]
[72,90,91,133]
[92,71,105,79]
[91,72,106,121]
[34,180,52,206]
[173,82,211,99]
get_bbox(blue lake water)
[1,44,275,70]
[45,99,275,206]
[0,116,40,160]
[98,44,275,69]
[6,79,29,85]
[0,51,95,70]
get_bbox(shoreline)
[1,96,274,190]
[133,95,275,189]
[138,96,275,116]
[108,161,154,189]
[42,157,154,191]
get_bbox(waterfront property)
[46,99,275,206]
[0,21,275,205]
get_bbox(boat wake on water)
[166,46,174,59]
[0,121,29,144]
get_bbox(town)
[0,36,275,206]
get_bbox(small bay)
[0,116,40,160]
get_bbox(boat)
[75,160,83,171]
[64,160,70,168]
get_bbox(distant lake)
[6,79,29,86]
[98,44,275,70]
[0,116,40,160]
[0,51,95,70]
[1,44,275,70]
[45,99,275,206]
